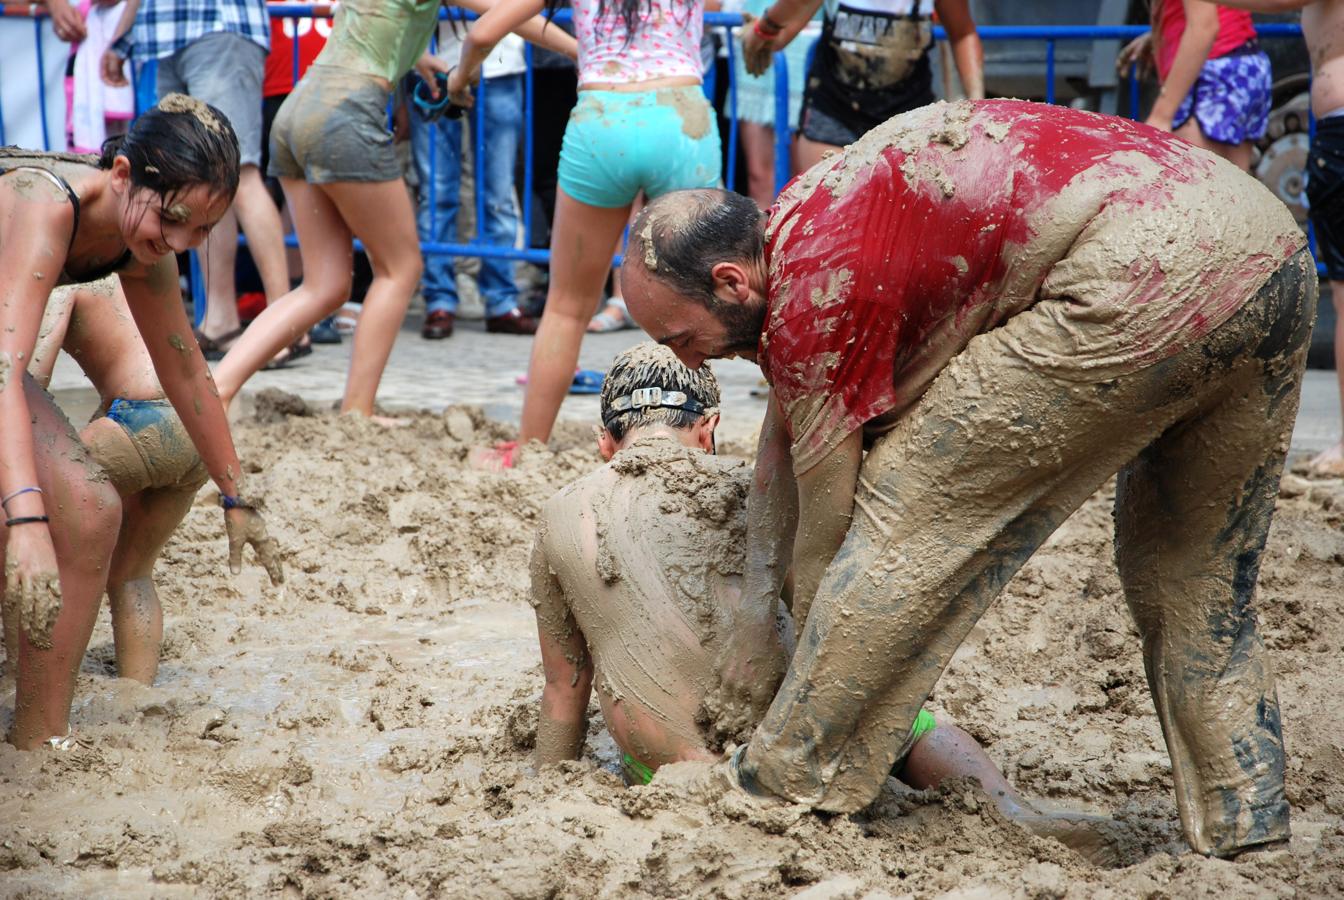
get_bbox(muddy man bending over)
[620,100,1316,858]
[529,342,1120,863]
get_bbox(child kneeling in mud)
[529,343,1121,863]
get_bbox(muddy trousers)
[738,250,1317,857]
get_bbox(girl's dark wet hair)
[98,94,240,201]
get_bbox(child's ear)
[697,413,720,454]
[598,428,618,461]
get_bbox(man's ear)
[709,260,753,304]
[696,413,720,454]
[597,427,618,461]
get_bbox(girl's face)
[111,157,232,264]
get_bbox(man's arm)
[530,535,594,767]
[788,429,862,634]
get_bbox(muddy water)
[0,401,1340,895]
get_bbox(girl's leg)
[740,121,778,210]
[214,178,355,407]
[793,135,840,177]
[1173,119,1254,172]
[7,378,121,749]
[320,179,424,417]
[519,189,634,443]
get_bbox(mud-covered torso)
[535,438,756,758]
[312,0,441,84]
[809,0,933,121]
[759,100,1306,474]
[0,150,133,285]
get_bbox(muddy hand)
[740,14,778,77]
[5,527,62,649]
[446,66,478,109]
[225,507,284,586]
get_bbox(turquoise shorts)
[558,86,722,209]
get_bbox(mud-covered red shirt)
[759,100,1305,474]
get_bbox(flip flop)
[570,369,604,394]
[262,339,312,371]
[587,304,635,333]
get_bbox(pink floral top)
[573,0,704,86]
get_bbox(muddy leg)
[8,377,121,749]
[1116,366,1308,855]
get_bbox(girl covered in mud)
[212,0,576,424]
[449,0,724,461]
[740,0,983,173]
[0,97,282,750]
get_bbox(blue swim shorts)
[1171,46,1272,145]
[558,86,722,209]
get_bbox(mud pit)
[2,398,1342,897]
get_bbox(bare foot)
[1008,809,1127,867]
[1307,442,1344,479]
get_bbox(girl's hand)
[5,523,62,649]
[740,14,780,77]
[446,65,479,109]
[1116,33,1153,78]
[224,506,284,586]
[414,52,452,97]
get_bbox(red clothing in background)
[1154,1,1257,80]
[264,13,332,98]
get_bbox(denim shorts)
[100,398,208,495]
[558,86,721,208]
[1307,114,1344,281]
[1171,47,1272,145]
[157,32,266,167]
[268,66,402,184]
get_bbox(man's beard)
[710,295,768,357]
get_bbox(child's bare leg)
[8,378,121,749]
[105,486,196,684]
[897,722,1122,865]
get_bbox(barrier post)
[773,51,790,197]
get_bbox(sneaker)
[309,317,342,344]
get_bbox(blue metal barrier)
[0,5,1318,301]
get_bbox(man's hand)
[101,50,129,87]
[704,633,787,741]
[740,13,780,77]
[46,0,87,43]
[5,524,62,649]
[224,507,284,586]
[1116,32,1153,78]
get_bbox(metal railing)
[1,5,1318,304]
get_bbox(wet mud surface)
[1,399,1342,897]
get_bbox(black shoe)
[485,308,539,335]
[309,316,342,344]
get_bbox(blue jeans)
[410,73,523,317]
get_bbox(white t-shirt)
[434,21,527,78]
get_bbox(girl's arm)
[0,182,74,647]
[119,256,284,584]
[935,0,984,100]
[1147,0,1220,130]
[447,0,577,103]
[741,0,825,75]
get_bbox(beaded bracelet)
[1,486,43,509]
[5,515,50,527]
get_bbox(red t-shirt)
[758,100,1303,474]
[1155,1,1257,81]
[263,14,333,98]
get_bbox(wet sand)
[2,395,1342,897]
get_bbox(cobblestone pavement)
[48,312,1340,458]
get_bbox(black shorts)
[1307,115,1344,281]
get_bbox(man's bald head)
[626,189,767,309]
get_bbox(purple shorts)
[1171,48,1271,145]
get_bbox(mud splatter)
[655,88,710,140]
[157,93,223,133]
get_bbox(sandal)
[193,326,244,362]
[262,339,312,371]
[587,301,635,333]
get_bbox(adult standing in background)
[740,0,982,171]
[1206,0,1344,475]
[102,0,291,359]
[413,18,537,341]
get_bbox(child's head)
[101,94,240,264]
[598,342,721,459]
